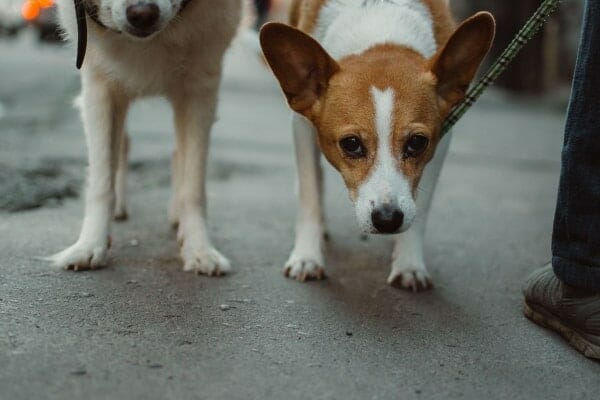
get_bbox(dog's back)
[289,0,455,46]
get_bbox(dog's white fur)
[285,0,451,289]
[353,87,417,234]
[315,0,437,59]
[284,113,326,280]
[50,0,241,274]
[85,0,179,36]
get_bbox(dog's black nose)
[371,205,404,234]
[126,2,160,31]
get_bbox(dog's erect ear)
[74,0,87,69]
[429,12,495,109]
[260,23,339,117]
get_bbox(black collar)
[74,0,192,69]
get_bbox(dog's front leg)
[114,132,129,221]
[284,113,326,281]
[389,223,431,291]
[50,72,128,270]
[170,93,229,276]
[388,134,451,291]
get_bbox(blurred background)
[448,0,582,93]
[0,0,60,41]
[0,0,584,90]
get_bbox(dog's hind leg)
[170,87,230,276]
[168,148,182,229]
[50,73,129,270]
[388,133,451,291]
[114,132,129,221]
[283,113,326,282]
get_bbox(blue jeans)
[552,0,600,291]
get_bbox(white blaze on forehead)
[353,86,416,232]
[373,87,395,146]
[368,86,402,202]
[371,86,396,200]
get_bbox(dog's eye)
[404,134,429,158]
[339,135,366,158]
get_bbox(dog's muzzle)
[125,2,160,37]
[371,204,404,234]
[74,0,192,69]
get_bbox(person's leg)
[523,0,600,359]
[551,0,600,291]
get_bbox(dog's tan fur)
[261,0,495,289]
[50,0,242,275]
[263,3,493,195]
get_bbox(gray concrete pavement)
[1,33,599,400]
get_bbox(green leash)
[441,0,562,137]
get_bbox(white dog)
[50,0,241,275]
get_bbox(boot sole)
[524,301,600,360]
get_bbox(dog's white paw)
[284,252,325,282]
[387,259,432,292]
[48,238,110,271]
[181,244,231,276]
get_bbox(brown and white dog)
[49,0,241,275]
[260,0,495,290]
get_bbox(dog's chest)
[87,17,237,97]
[314,0,437,60]
[92,38,215,95]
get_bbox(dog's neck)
[75,0,193,68]
[314,0,437,60]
